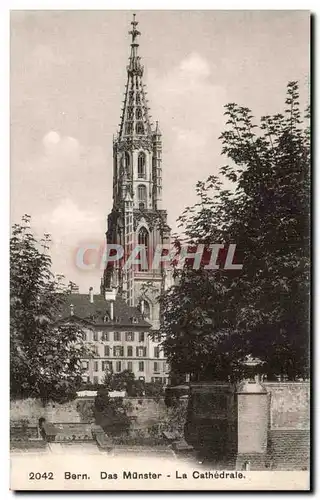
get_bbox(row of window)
[89,360,166,374]
[84,331,146,342]
[123,152,147,179]
[93,345,162,358]
[126,107,144,120]
[86,315,139,324]
[125,122,144,135]
[89,375,168,385]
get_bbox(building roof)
[58,293,151,328]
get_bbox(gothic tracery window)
[136,122,144,135]
[126,122,133,135]
[138,227,149,272]
[138,152,146,179]
[137,184,147,209]
[124,152,130,170]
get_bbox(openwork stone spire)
[118,14,152,141]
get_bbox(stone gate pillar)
[236,377,269,456]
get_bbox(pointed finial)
[155,120,162,136]
[129,13,141,48]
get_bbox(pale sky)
[10,10,310,292]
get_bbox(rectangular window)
[94,361,99,372]
[93,331,99,342]
[82,361,89,370]
[138,361,144,372]
[125,332,134,342]
[127,361,133,372]
[127,346,133,357]
[114,346,124,357]
[136,346,146,357]
[154,347,160,358]
[154,362,160,373]
[139,332,145,342]
[104,345,110,357]
[114,331,121,342]
[164,363,170,373]
[94,345,99,356]
[116,361,121,373]
[102,332,109,341]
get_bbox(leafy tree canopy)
[160,82,310,382]
[10,215,91,403]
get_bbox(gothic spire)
[118,14,152,141]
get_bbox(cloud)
[50,199,100,228]
[32,199,105,291]
[147,53,228,229]
[179,52,211,81]
[42,131,81,165]
[148,52,226,151]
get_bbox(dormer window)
[131,317,138,324]
[103,315,109,323]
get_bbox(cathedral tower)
[102,15,171,330]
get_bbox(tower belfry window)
[138,153,146,179]
[136,108,142,120]
[137,184,147,209]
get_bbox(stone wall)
[10,396,171,427]
[10,398,82,424]
[264,382,309,430]
[10,382,310,432]
[126,397,168,428]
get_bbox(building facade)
[62,289,169,384]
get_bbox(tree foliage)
[161,82,310,381]
[10,215,90,403]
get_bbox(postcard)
[10,9,310,491]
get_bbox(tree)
[104,369,142,396]
[94,371,133,435]
[10,215,91,403]
[161,82,310,381]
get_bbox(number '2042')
[29,472,54,480]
